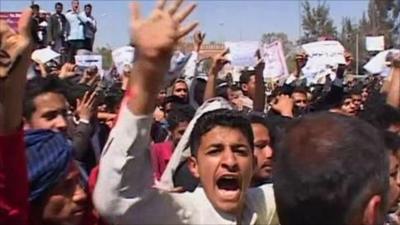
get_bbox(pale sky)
[0,0,369,48]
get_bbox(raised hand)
[210,48,229,76]
[128,0,198,115]
[76,91,97,121]
[0,10,32,78]
[0,9,33,134]
[59,63,77,79]
[272,95,294,118]
[131,0,198,64]
[193,31,206,52]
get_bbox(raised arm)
[203,48,229,101]
[0,9,33,225]
[0,10,33,134]
[93,1,197,223]
[386,55,400,108]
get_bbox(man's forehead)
[200,126,250,147]
[34,92,66,111]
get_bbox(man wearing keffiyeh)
[25,129,89,225]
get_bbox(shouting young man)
[93,1,278,224]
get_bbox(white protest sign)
[31,47,60,64]
[363,49,400,76]
[75,55,103,76]
[112,46,135,75]
[225,41,259,67]
[301,40,345,84]
[366,36,385,52]
[260,41,288,79]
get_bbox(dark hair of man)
[349,87,363,96]
[292,86,308,97]
[193,78,206,106]
[167,105,195,132]
[84,4,92,9]
[189,109,254,157]
[23,77,65,120]
[360,104,400,131]
[383,131,400,154]
[161,95,187,110]
[274,112,389,225]
[247,112,276,147]
[31,4,40,11]
[55,2,63,8]
[229,85,241,92]
[239,69,255,85]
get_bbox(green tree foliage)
[95,46,113,70]
[299,0,337,44]
[261,32,294,56]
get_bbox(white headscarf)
[157,97,233,190]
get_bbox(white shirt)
[65,11,87,40]
[93,105,279,225]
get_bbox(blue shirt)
[65,11,87,40]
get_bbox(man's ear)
[23,117,31,130]
[188,156,200,179]
[241,83,248,92]
[362,195,383,225]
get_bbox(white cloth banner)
[363,49,400,76]
[31,47,60,64]
[225,41,259,67]
[75,55,103,70]
[261,41,288,79]
[366,36,385,52]
[301,40,345,84]
[112,46,135,75]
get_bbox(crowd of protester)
[1,0,400,225]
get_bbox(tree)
[260,32,298,72]
[365,0,400,48]
[299,0,337,44]
[95,46,113,69]
[261,32,294,56]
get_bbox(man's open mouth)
[217,175,240,191]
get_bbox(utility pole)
[356,32,359,75]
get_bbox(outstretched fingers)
[156,0,167,10]
[174,3,196,23]
[131,1,142,24]
[178,22,198,39]
[18,9,32,40]
[168,0,184,15]
[219,48,230,58]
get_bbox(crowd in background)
[1,0,400,225]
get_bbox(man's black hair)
[31,4,40,11]
[247,112,277,147]
[360,104,400,131]
[23,77,66,120]
[162,95,188,110]
[274,112,388,225]
[55,2,63,8]
[383,131,400,154]
[193,78,206,106]
[167,105,195,132]
[84,3,92,9]
[239,69,255,85]
[189,109,254,157]
[292,86,308,96]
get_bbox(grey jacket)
[47,13,67,44]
